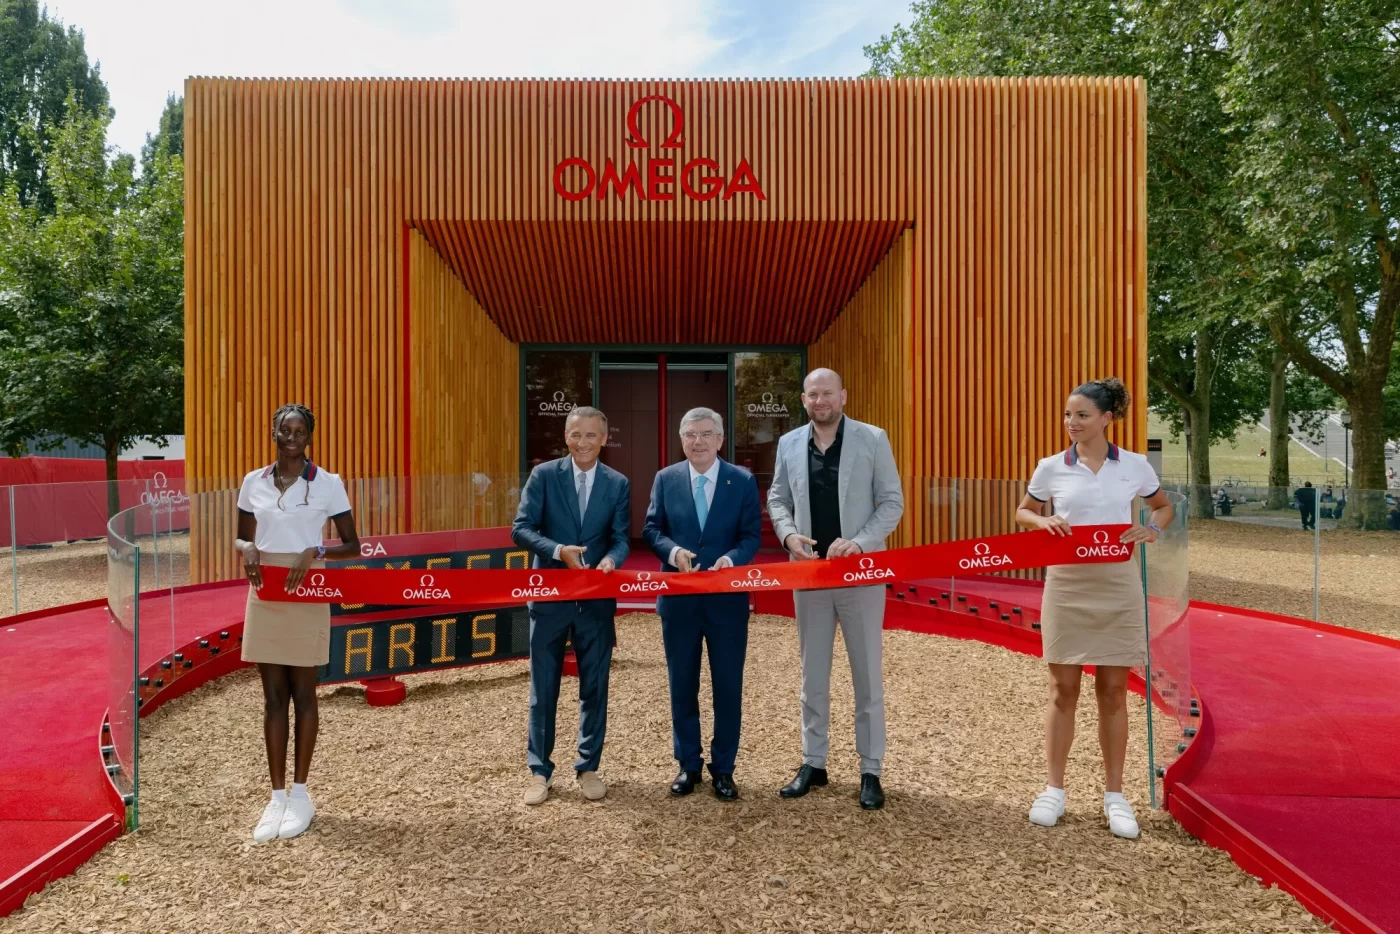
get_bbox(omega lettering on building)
[746,392,789,416]
[553,95,767,203]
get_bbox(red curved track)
[2,583,1397,931]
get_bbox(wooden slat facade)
[407,229,518,531]
[185,76,1147,554]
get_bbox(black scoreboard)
[316,542,533,684]
[318,605,530,683]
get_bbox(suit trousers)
[793,584,886,776]
[527,602,614,781]
[660,596,749,776]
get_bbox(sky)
[43,0,916,159]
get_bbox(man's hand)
[597,556,617,573]
[710,555,734,571]
[560,545,589,569]
[674,549,698,573]
[827,538,862,559]
[785,534,818,561]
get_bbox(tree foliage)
[0,0,109,213]
[0,96,183,512]
[140,93,182,180]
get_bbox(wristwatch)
[315,544,326,561]
[1147,523,1162,536]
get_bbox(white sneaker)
[253,797,286,843]
[278,794,315,839]
[1028,788,1065,828]
[1105,795,1140,839]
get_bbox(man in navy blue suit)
[512,406,630,806]
[643,406,761,801]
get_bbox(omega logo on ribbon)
[1093,530,1110,544]
[529,574,544,586]
[310,573,326,587]
[553,94,767,203]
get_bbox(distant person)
[1387,504,1400,532]
[1215,488,1232,517]
[1258,447,1266,457]
[1016,378,1173,841]
[236,404,361,843]
[1294,482,1316,531]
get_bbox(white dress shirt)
[237,462,352,553]
[669,459,721,567]
[552,458,598,561]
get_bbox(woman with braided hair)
[235,403,361,842]
[1014,378,1173,840]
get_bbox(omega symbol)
[420,574,435,587]
[761,392,775,404]
[859,557,874,569]
[529,574,544,586]
[553,391,566,402]
[310,573,325,586]
[625,94,684,149]
[747,568,764,580]
[153,471,168,489]
[1093,530,1110,544]
[973,542,991,556]
[638,571,652,581]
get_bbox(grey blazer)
[767,416,905,555]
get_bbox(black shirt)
[807,416,844,558]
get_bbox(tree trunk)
[1343,390,1389,529]
[1266,349,1290,508]
[1184,404,1215,519]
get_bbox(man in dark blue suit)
[512,406,630,806]
[643,406,761,801]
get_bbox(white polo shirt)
[1027,443,1161,525]
[237,461,353,553]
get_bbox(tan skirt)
[241,553,329,668]
[1039,557,1147,667]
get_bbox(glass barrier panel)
[2,484,15,617]
[106,505,141,829]
[1141,491,1191,807]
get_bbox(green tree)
[0,0,109,213]
[866,0,1256,517]
[0,96,184,515]
[140,93,182,179]
[1210,0,1399,525]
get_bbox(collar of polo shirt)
[1064,443,1119,466]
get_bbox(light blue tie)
[694,475,709,530]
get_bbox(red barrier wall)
[0,459,187,548]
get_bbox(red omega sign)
[552,94,767,203]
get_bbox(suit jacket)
[643,458,761,619]
[511,456,630,618]
[766,416,904,556]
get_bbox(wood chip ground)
[3,613,1331,934]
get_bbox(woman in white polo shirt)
[235,404,361,843]
[1015,378,1173,840]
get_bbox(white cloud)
[43,0,908,158]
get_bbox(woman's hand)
[1119,524,1158,544]
[284,546,318,593]
[1038,514,1072,537]
[242,542,263,589]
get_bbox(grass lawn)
[1146,415,1346,487]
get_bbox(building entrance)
[522,348,806,541]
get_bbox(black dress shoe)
[670,769,702,796]
[779,764,829,798]
[859,773,885,810]
[712,773,739,801]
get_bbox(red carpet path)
[3,582,1399,930]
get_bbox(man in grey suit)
[767,368,904,809]
[512,406,630,806]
